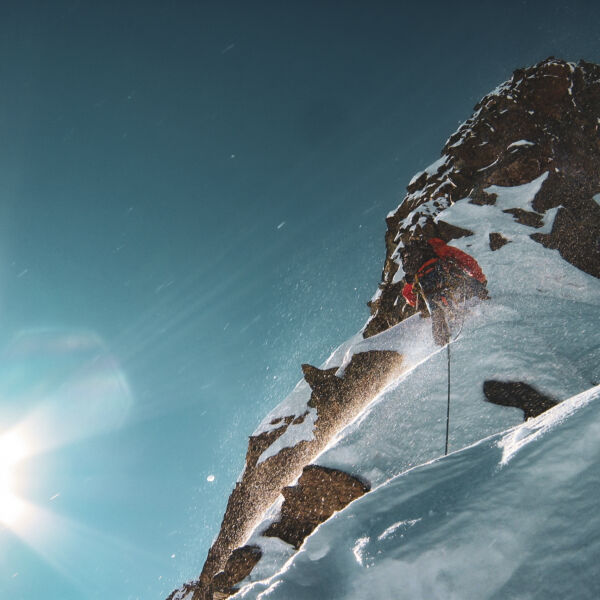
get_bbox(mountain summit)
[168,57,600,600]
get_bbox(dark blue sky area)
[0,2,598,598]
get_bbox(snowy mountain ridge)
[168,57,600,600]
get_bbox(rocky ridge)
[169,351,404,600]
[366,57,600,337]
[168,58,600,600]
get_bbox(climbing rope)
[445,342,450,455]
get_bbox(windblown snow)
[230,170,600,594]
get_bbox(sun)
[0,431,29,527]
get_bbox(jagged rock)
[264,465,369,548]
[301,364,340,409]
[185,350,402,599]
[483,380,559,420]
[502,207,545,228]
[167,546,262,600]
[365,57,600,338]
[489,232,510,251]
[212,546,262,596]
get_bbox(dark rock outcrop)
[264,465,369,548]
[177,350,403,599]
[489,232,510,251]
[483,380,559,420]
[211,546,262,599]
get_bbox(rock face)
[366,57,600,338]
[168,58,600,600]
[173,350,403,600]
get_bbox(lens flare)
[1,328,133,456]
[0,431,29,526]
[0,328,133,540]
[0,431,28,466]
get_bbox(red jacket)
[402,238,486,307]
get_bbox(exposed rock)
[502,207,545,228]
[469,189,497,206]
[365,57,600,338]
[483,380,559,420]
[489,232,510,251]
[531,199,600,278]
[245,420,292,470]
[212,546,262,597]
[264,465,369,548]
[181,350,402,599]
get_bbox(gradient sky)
[0,1,599,598]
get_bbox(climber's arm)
[402,282,418,307]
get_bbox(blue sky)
[0,1,598,598]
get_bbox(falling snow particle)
[352,537,370,566]
[277,221,286,230]
[207,475,215,482]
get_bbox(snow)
[369,287,383,303]
[408,171,425,187]
[254,331,365,464]
[507,139,535,149]
[253,380,313,435]
[236,494,296,584]
[171,590,194,600]
[351,537,369,566]
[256,409,318,464]
[498,381,597,465]
[483,171,548,213]
[408,156,448,187]
[397,195,452,236]
[235,384,600,600]
[231,170,600,593]
[377,518,421,541]
[476,157,500,172]
[391,262,405,284]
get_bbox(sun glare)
[0,431,29,527]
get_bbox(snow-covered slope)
[230,171,599,588]
[236,384,600,600]
[168,57,600,600]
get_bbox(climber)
[400,237,488,345]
